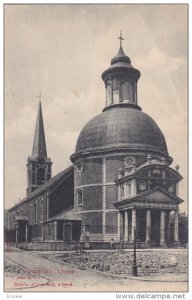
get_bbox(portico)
[114,186,183,247]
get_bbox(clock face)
[38,158,45,166]
[125,157,135,167]
[77,163,83,172]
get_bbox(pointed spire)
[31,101,47,158]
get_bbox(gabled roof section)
[48,206,81,222]
[9,165,74,211]
[113,186,184,207]
[31,101,47,158]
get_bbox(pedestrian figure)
[136,238,141,249]
[110,238,115,250]
[121,239,125,249]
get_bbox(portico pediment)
[113,186,183,210]
[142,189,180,204]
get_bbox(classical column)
[160,210,166,247]
[146,209,151,244]
[166,211,170,246]
[15,224,18,244]
[42,222,44,242]
[117,212,121,241]
[174,210,179,244]
[124,210,129,241]
[131,208,136,242]
[54,221,58,240]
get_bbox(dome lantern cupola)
[102,32,141,111]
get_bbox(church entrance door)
[151,210,160,246]
[63,223,72,241]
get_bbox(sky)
[4,4,188,211]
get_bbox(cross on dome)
[118,31,124,47]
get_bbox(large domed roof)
[74,107,168,156]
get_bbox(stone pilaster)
[102,158,106,236]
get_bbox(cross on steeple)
[36,92,44,102]
[118,31,124,47]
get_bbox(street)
[4,248,188,292]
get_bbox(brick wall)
[76,186,102,211]
[80,212,103,234]
[106,156,125,182]
[105,185,118,209]
[105,211,118,234]
[75,158,102,187]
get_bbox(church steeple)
[31,101,47,159]
[26,100,52,195]
[102,32,141,111]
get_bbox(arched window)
[48,224,51,235]
[121,81,133,103]
[40,199,43,218]
[37,168,46,185]
[34,203,37,224]
[106,83,112,106]
[127,182,132,197]
[113,89,119,104]
[77,190,83,206]
[120,185,125,198]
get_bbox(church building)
[6,36,184,249]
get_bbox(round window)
[77,163,83,172]
[125,157,135,167]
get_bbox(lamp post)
[132,229,138,276]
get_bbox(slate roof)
[48,206,81,222]
[8,165,74,211]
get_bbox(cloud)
[136,47,186,73]
[5,105,36,139]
